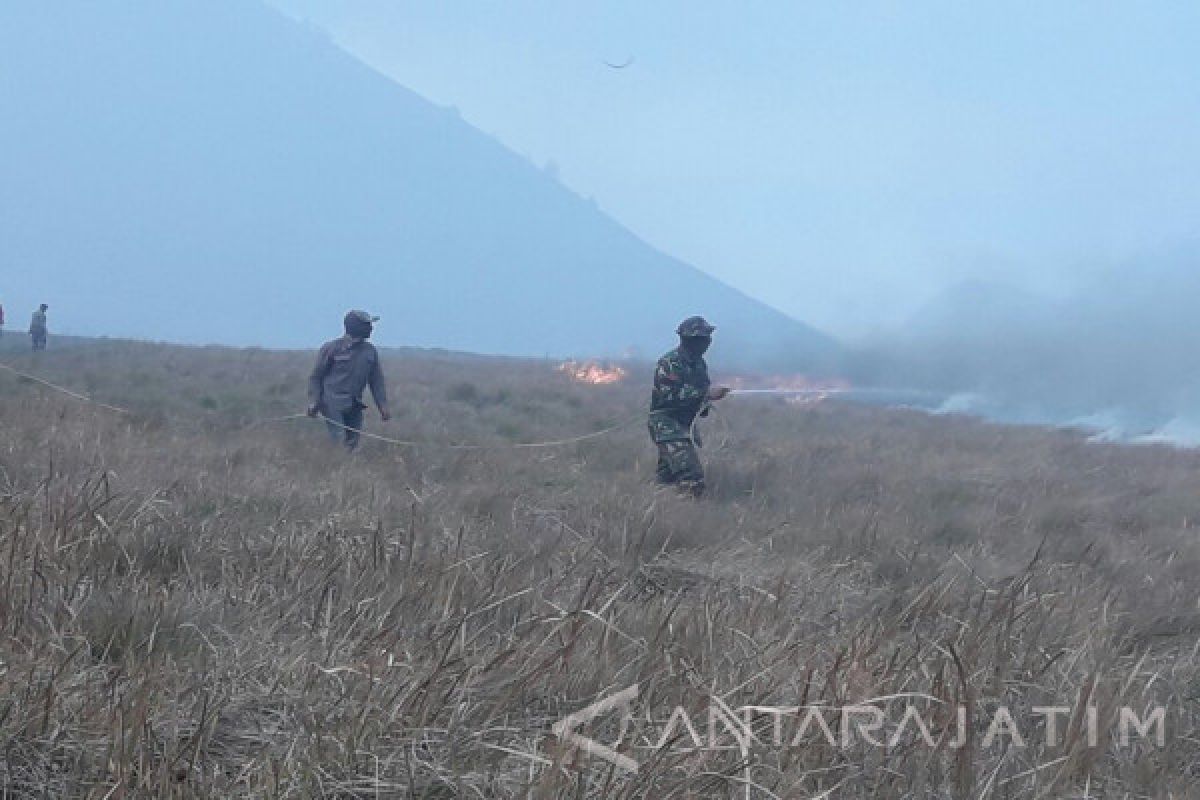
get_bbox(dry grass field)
[0,338,1198,798]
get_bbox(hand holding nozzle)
[708,386,732,401]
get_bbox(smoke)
[847,245,1200,446]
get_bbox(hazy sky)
[270,1,1200,336]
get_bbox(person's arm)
[653,358,706,414]
[307,342,332,415]
[369,352,390,420]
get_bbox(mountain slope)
[0,0,836,370]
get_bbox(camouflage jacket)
[648,347,710,442]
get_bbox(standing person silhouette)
[647,316,731,497]
[29,304,48,351]
[307,310,391,450]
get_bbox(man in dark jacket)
[307,310,390,450]
[29,304,48,351]
[648,316,731,496]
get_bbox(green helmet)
[676,315,716,337]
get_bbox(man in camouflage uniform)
[648,316,731,497]
[307,310,391,450]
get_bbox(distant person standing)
[0,300,5,339]
[648,316,731,497]
[307,310,391,450]
[29,304,48,351]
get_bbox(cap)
[676,315,716,337]
[344,310,379,337]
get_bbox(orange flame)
[558,360,628,385]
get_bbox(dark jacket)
[648,347,711,442]
[308,336,388,414]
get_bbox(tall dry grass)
[0,338,1197,797]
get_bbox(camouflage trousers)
[654,439,705,497]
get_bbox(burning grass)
[558,359,629,385]
[0,339,1198,797]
